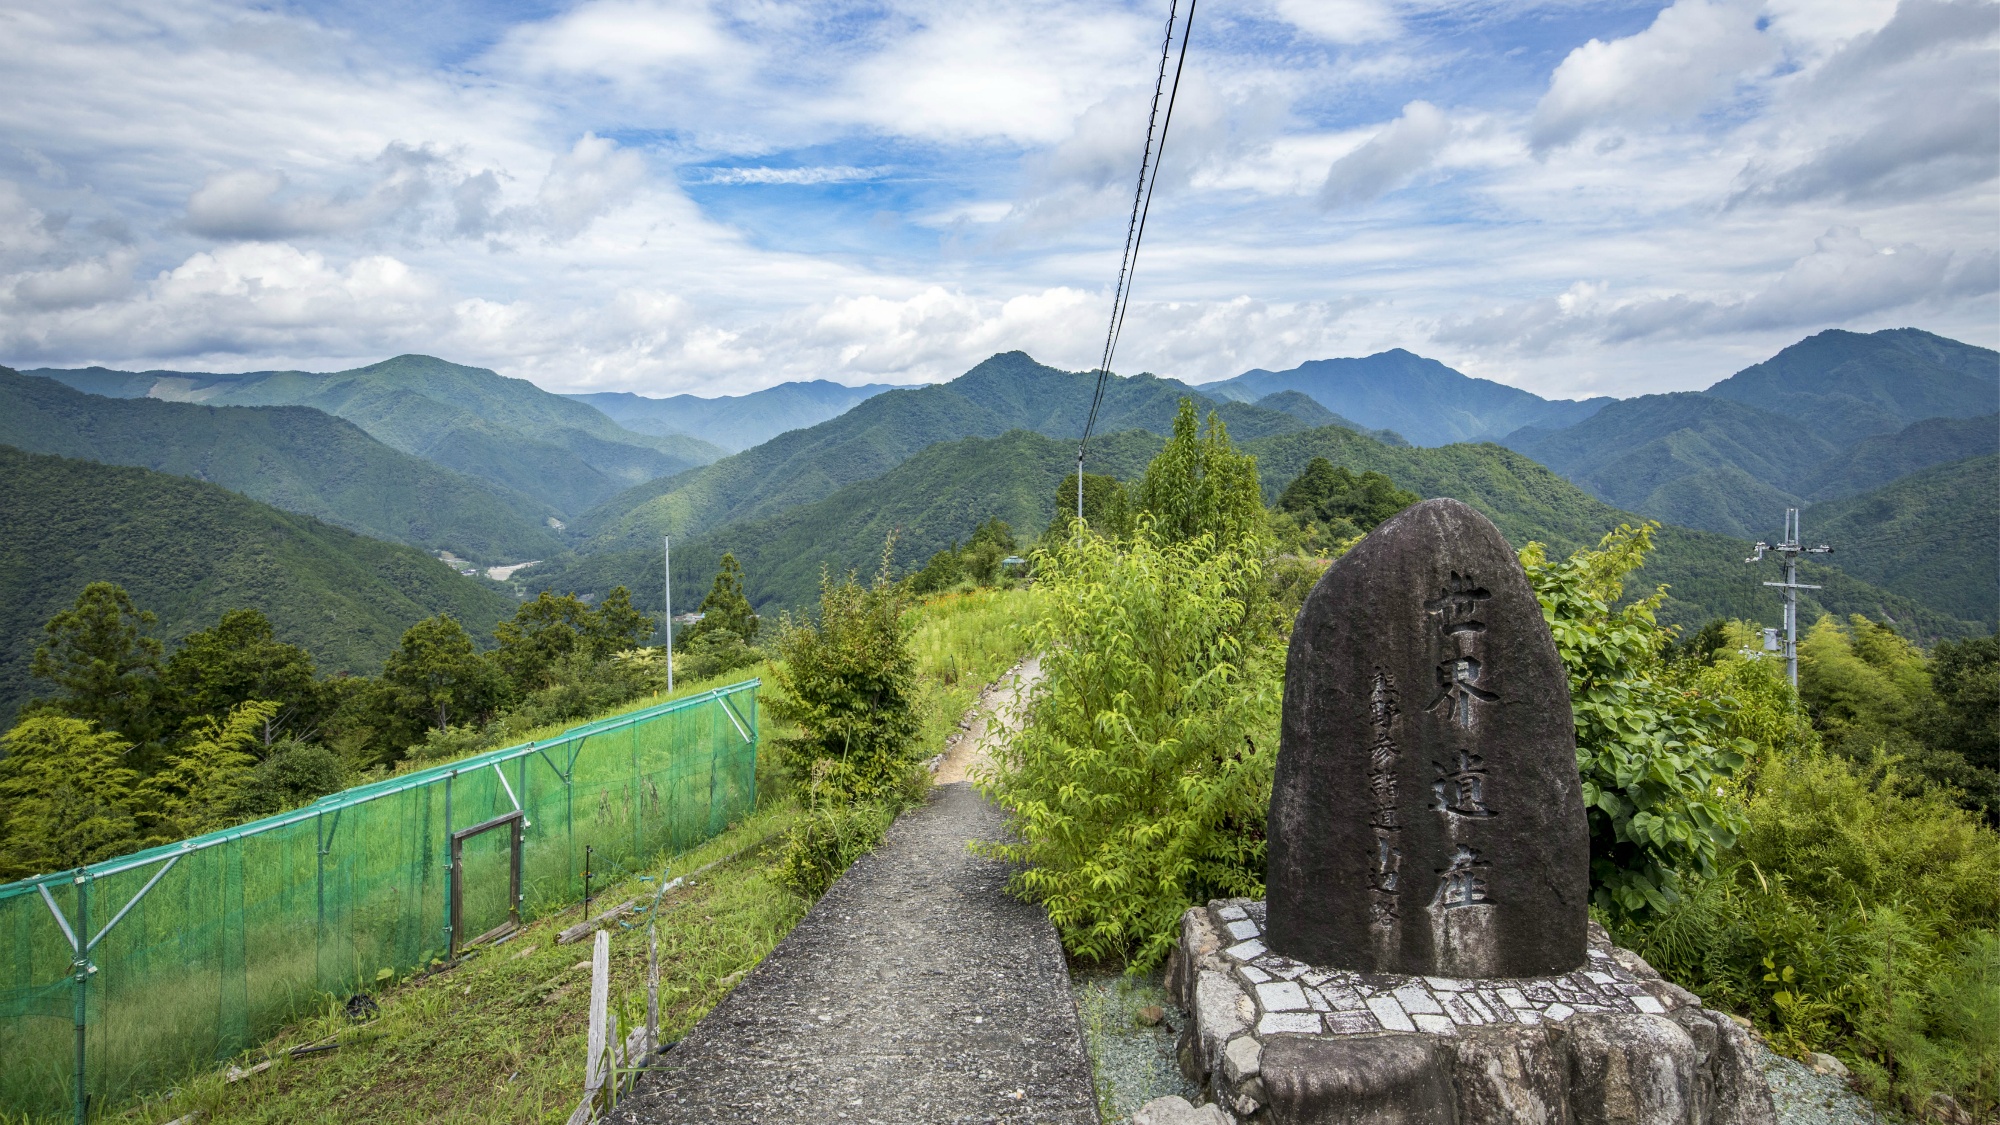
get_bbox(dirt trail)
[931,655,1040,786]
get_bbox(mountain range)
[25,355,725,516]
[0,368,562,564]
[567,380,909,453]
[1503,329,1998,538]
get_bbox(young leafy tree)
[690,554,758,642]
[980,521,1280,966]
[382,614,503,734]
[139,700,276,840]
[768,559,921,803]
[159,609,321,748]
[1137,399,1264,549]
[1277,457,1421,534]
[1045,471,1134,541]
[0,715,140,879]
[28,582,163,750]
[1520,523,1748,921]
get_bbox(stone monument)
[1266,497,1588,979]
[1167,499,1777,1124]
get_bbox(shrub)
[1521,524,1748,921]
[775,783,895,900]
[979,523,1279,966]
[767,561,921,804]
[235,740,347,816]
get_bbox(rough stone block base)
[1167,901,1776,1125]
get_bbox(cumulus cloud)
[1320,101,1451,209]
[494,0,744,84]
[185,144,452,240]
[1270,0,1400,44]
[1434,227,1997,354]
[1531,0,1775,155]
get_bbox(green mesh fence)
[0,680,759,1121]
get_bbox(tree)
[588,586,655,656]
[139,700,275,840]
[1277,457,1420,535]
[493,592,596,691]
[690,555,758,642]
[768,559,921,804]
[28,582,162,749]
[0,715,139,879]
[382,615,503,734]
[980,520,1279,966]
[159,609,321,748]
[1137,399,1264,549]
[1046,472,1134,541]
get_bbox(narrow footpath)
[618,659,1098,1125]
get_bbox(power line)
[1745,507,1833,689]
[1078,0,1199,521]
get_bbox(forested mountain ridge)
[1797,454,1999,630]
[1502,328,1999,537]
[25,355,727,515]
[0,368,562,564]
[1198,348,1611,446]
[567,379,910,452]
[570,351,1307,552]
[530,422,1975,641]
[0,446,518,723]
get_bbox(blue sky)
[0,0,1993,399]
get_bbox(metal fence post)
[72,872,90,1125]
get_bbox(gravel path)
[619,666,1096,1124]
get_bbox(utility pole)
[672,532,680,692]
[1077,453,1085,524]
[1744,508,1832,688]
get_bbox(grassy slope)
[0,368,562,564]
[113,589,1042,1125]
[1801,454,2000,629]
[27,357,726,517]
[0,447,519,722]
[570,352,1302,552]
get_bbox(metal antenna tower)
[1744,508,1832,688]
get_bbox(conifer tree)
[382,614,502,732]
[28,582,163,749]
[159,609,320,747]
[692,553,758,641]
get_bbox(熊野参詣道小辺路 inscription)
[1266,497,1587,979]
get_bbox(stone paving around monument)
[1205,899,1675,1039]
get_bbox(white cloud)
[1270,0,1400,44]
[494,0,743,83]
[1319,100,1452,209]
[1531,0,1775,155]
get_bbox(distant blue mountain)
[568,380,911,453]
[1199,349,1611,447]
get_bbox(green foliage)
[1137,400,1265,549]
[492,586,656,695]
[139,700,278,840]
[677,630,762,683]
[691,552,759,641]
[908,518,1019,595]
[1045,471,1135,542]
[1802,455,1998,630]
[0,715,139,878]
[1521,524,1748,920]
[774,784,894,900]
[160,608,323,747]
[980,525,1279,967]
[235,739,347,817]
[1276,457,1420,536]
[381,614,505,736]
[767,561,921,804]
[1931,633,1999,783]
[1801,615,1999,821]
[27,580,162,748]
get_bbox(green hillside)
[1810,414,1998,499]
[532,421,1972,641]
[0,446,519,722]
[571,352,1303,552]
[1706,327,1999,445]
[567,380,907,452]
[1799,455,1999,629]
[0,368,561,564]
[27,356,727,515]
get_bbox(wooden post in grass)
[566,929,613,1125]
[647,923,660,1048]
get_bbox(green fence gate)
[0,680,759,1121]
